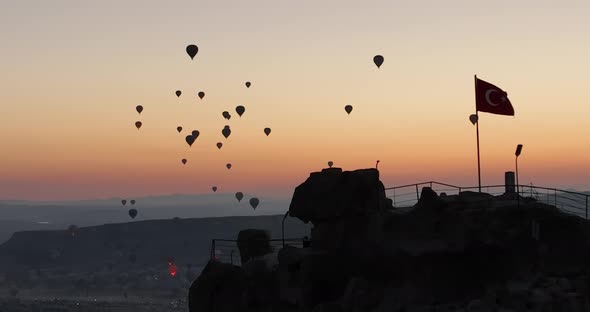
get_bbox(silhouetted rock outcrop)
[189,168,590,312]
[236,229,272,264]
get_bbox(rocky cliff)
[189,168,590,312]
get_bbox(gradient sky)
[1,0,589,201]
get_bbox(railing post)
[415,184,420,202]
[586,195,588,220]
[210,239,215,260]
[282,211,289,248]
[554,189,557,207]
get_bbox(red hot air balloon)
[169,263,177,277]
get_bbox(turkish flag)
[475,78,514,116]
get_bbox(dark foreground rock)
[189,168,590,312]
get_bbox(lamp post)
[515,144,523,197]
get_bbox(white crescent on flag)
[485,89,501,106]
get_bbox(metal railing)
[385,181,589,219]
[210,238,305,265]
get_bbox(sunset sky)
[1,0,589,201]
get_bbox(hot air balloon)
[235,192,244,202]
[263,128,271,136]
[136,105,143,114]
[328,161,334,168]
[186,135,195,147]
[129,254,137,264]
[169,263,177,277]
[344,105,353,115]
[216,142,223,149]
[135,121,142,129]
[245,81,251,88]
[222,126,231,139]
[249,198,259,210]
[226,163,232,170]
[130,200,136,205]
[186,44,198,60]
[235,105,245,117]
[182,159,187,165]
[198,91,205,99]
[373,55,384,68]
[121,200,127,205]
[128,209,138,219]
[469,114,478,125]
[222,111,231,120]
[212,186,217,192]
[175,90,182,98]
[177,126,183,133]
[191,130,200,139]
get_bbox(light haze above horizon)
[1,0,589,201]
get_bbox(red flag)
[475,78,514,116]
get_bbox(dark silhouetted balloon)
[177,126,183,133]
[212,186,217,192]
[245,82,251,88]
[264,128,271,136]
[222,126,231,139]
[182,159,187,165]
[130,200,135,205]
[129,254,137,264]
[226,163,232,170]
[186,135,195,147]
[222,111,231,120]
[344,105,353,114]
[216,142,222,149]
[191,130,200,139]
[186,45,198,60]
[328,161,334,168]
[198,91,205,99]
[122,200,127,205]
[249,197,259,210]
[469,114,478,125]
[135,121,142,129]
[373,55,384,68]
[136,105,143,114]
[128,209,137,219]
[175,90,181,98]
[235,192,243,202]
[235,105,245,117]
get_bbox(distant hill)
[0,193,291,243]
[0,214,310,271]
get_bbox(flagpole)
[475,75,482,193]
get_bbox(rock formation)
[188,168,590,312]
